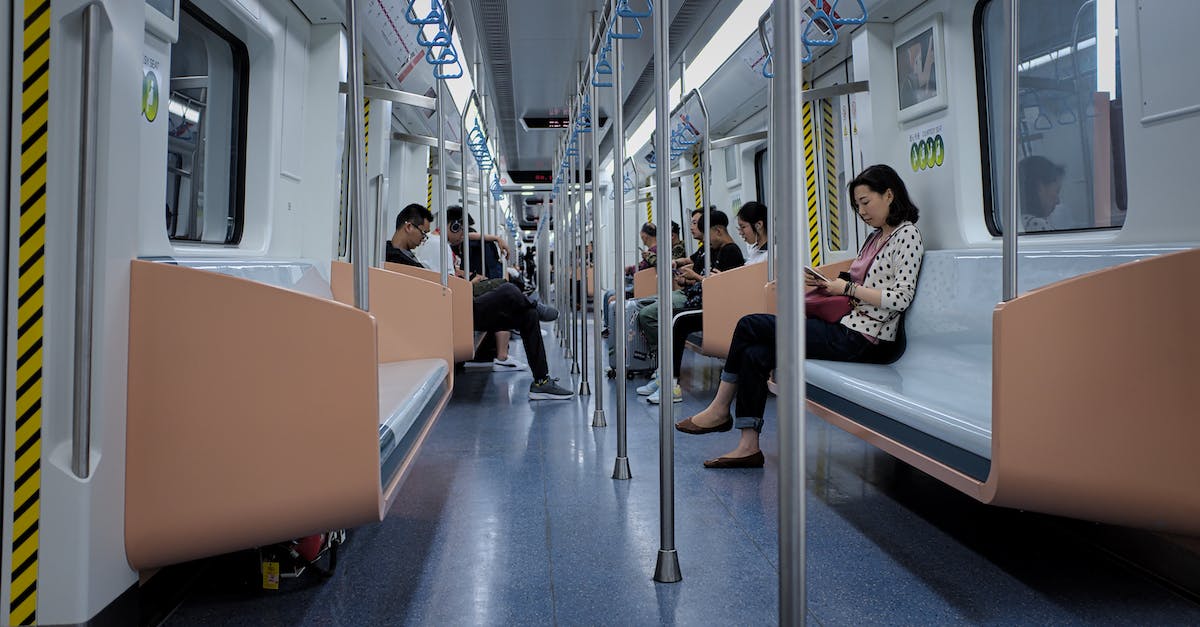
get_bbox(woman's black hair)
[848,164,920,226]
[640,222,657,237]
[1018,155,1065,218]
[736,201,769,234]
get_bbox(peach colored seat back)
[632,267,656,298]
[698,263,770,359]
[380,262,475,363]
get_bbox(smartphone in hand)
[804,266,830,283]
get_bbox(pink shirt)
[846,233,890,343]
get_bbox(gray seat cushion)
[809,243,1197,462]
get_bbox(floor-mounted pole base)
[570,361,580,374]
[612,456,631,480]
[578,378,591,395]
[591,409,607,428]
[653,549,682,583]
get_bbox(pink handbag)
[805,290,852,323]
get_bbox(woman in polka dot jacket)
[674,164,924,468]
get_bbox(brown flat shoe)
[703,451,765,469]
[674,416,734,435]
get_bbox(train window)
[753,147,769,206]
[165,1,248,245]
[976,0,1126,235]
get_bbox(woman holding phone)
[674,164,924,468]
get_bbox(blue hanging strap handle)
[802,8,838,48]
[762,50,774,79]
[828,0,868,26]
[417,23,453,48]
[405,0,444,25]
[609,2,648,40]
[593,42,614,87]
[435,56,464,79]
[617,0,653,19]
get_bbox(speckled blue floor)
[166,320,1200,625]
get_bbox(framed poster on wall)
[895,14,948,122]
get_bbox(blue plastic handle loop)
[425,41,457,64]
[828,0,868,26]
[802,9,838,47]
[417,23,453,48]
[405,0,444,25]
[617,0,653,19]
[609,13,643,40]
[762,50,774,78]
[435,59,464,79]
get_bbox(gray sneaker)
[535,301,559,322]
[529,377,574,400]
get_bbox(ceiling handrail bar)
[758,12,774,78]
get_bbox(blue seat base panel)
[807,243,1197,463]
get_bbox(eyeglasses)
[407,220,430,244]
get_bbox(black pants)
[472,282,549,380]
[672,310,704,374]
[723,314,892,430]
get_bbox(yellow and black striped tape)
[691,150,702,211]
[644,176,652,224]
[802,82,820,267]
[363,98,370,160]
[426,150,433,209]
[821,99,841,251]
[13,1,50,624]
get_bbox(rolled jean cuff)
[720,371,738,384]
[734,415,763,432]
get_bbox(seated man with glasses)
[386,203,573,400]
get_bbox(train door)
[5,1,181,624]
[813,60,867,264]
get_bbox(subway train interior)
[3,0,1200,624]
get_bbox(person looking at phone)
[637,209,745,404]
[675,164,924,467]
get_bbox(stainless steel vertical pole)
[652,0,681,584]
[775,0,807,622]
[590,14,607,426]
[697,94,712,276]
[579,97,592,396]
[72,3,101,479]
[761,13,777,282]
[437,79,449,286]
[610,4,630,477]
[539,192,551,303]
[460,110,469,280]
[1003,0,1020,302]
[569,140,579,368]
[345,0,370,311]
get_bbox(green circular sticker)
[910,143,920,171]
[142,70,159,122]
[933,135,946,166]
